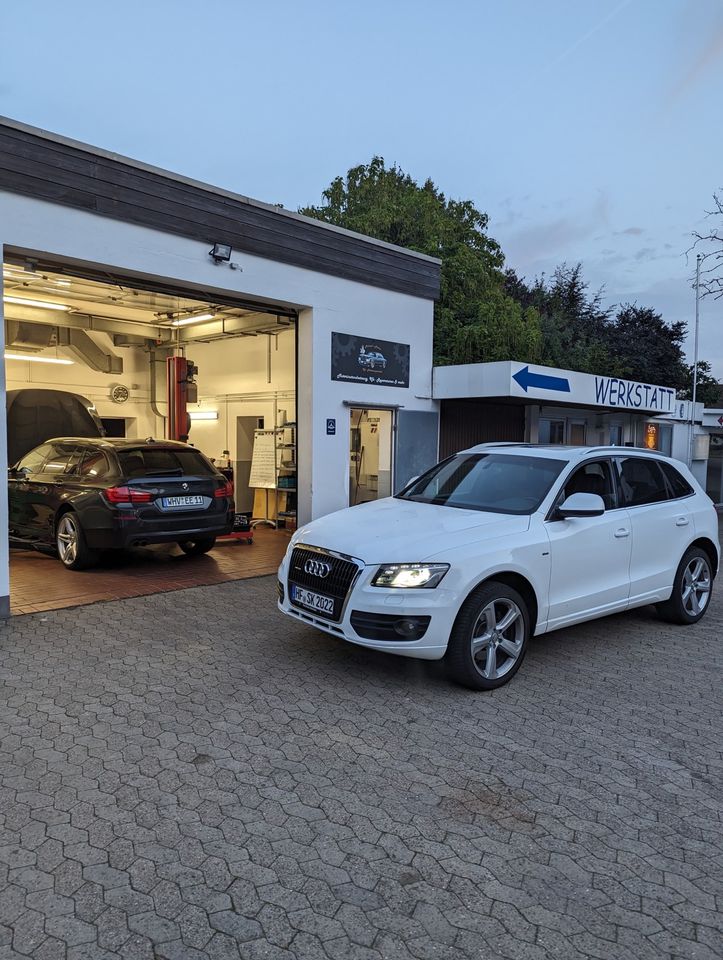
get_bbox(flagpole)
[689,254,702,466]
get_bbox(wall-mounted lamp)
[209,243,232,263]
[188,409,219,421]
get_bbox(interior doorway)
[349,408,394,506]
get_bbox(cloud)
[502,193,610,268]
[618,226,644,236]
[635,247,658,261]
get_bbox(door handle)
[614,528,630,539]
[675,517,689,527]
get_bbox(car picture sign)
[331,332,410,388]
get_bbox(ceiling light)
[5,352,74,365]
[171,313,216,327]
[188,409,219,421]
[3,295,70,311]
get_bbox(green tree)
[300,157,541,365]
[679,361,723,407]
[605,304,689,389]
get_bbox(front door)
[349,408,394,506]
[545,458,632,629]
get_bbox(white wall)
[0,191,436,605]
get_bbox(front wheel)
[56,512,98,570]
[178,537,216,556]
[656,547,713,625]
[445,581,530,690]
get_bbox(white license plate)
[291,585,335,615]
[161,495,204,507]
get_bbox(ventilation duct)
[4,319,57,352]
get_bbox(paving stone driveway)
[0,576,721,960]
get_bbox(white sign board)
[433,361,677,414]
[248,430,277,490]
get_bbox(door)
[545,458,632,628]
[8,442,54,539]
[31,442,86,543]
[615,455,693,603]
[395,409,439,493]
[349,408,394,506]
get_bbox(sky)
[1,0,722,376]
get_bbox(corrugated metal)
[439,400,525,459]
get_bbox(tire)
[445,581,530,690]
[178,537,216,556]
[55,512,99,570]
[656,547,713,625]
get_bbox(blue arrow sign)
[513,365,571,394]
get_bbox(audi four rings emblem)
[304,559,331,578]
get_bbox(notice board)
[248,430,277,489]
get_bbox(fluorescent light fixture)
[170,313,216,327]
[188,409,219,421]
[5,352,74,365]
[3,295,70,311]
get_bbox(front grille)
[288,546,360,621]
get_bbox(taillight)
[105,485,153,504]
[214,480,234,499]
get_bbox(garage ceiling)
[2,260,295,349]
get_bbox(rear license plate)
[161,495,204,507]
[290,584,335,616]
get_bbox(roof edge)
[0,115,441,266]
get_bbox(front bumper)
[276,550,455,660]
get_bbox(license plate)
[161,495,204,507]
[290,584,335,615]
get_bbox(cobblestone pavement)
[0,576,721,960]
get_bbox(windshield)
[397,453,567,515]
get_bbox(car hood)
[293,497,530,564]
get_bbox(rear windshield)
[117,447,217,479]
[397,453,566,515]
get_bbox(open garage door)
[3,257,298,615]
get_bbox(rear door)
[616,455,693,604]
[545,458,632,628]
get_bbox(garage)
[0,118,441,616]
[4,257,297,613]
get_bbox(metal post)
[689,255,702,466]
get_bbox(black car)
[8,438,234,569]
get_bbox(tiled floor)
[10,526,290,616]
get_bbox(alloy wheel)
[470,598,525,680]
[681,556,711,617]
[56,515,79,566]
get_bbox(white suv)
[277,445,719,690]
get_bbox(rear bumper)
[83,504,234,549]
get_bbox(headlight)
[371,563,449,589]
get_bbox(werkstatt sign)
[511,364,676,414]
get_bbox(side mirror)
[8,466,18,478]
[557,492,605,519]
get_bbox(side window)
[78,450,112,482]
[41,443,85,475]
[660,461,694,499]
[618,457,669,507]
[15,443,53,475]
[559,460,616,510]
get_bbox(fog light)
[394,618,426,638]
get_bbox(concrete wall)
[0,191,436,610]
